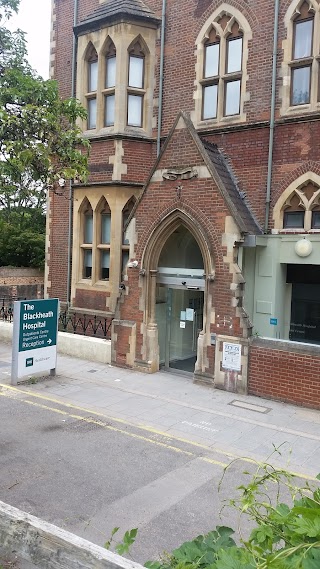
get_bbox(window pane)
[128,94,143,126]
[203,84,218,119]
[294,20,313,59]
[89,61,98,92]
[88,98,97,129]
[292,66,310,105]
[225,80,241,116]
[129,56,144,88]
[84,214,93,243]
[106,56,116,88]
[227,38,243,73]
[312,211,320,229]
[101,251,110,280]
[122,250,129,274]
[204,43,219,78]
[123,213,130,245]
[84,249,92,278]
[105,94,115,126]
[101,213,111,244]
[283,211,305,228]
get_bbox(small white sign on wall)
[222,342,241,371]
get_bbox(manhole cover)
[228,400,271,414]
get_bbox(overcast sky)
[9,0,51,78]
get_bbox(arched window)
[281,0,320,113]
[195,8,251,125]
[85,43,98,130]
[121,197,136,276]
[127,39,146,127]
[103,38,116,127]
[97,198,111,280]
[80,199,93,279]
[273,177,320,231]
[290,2,315,105]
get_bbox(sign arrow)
[47,339,52,345]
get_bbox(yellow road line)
[0,383,235,457]
[0,383,317,481]
[0,390,228,467]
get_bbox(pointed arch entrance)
[142,210,213,375]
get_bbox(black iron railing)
[58,311,113,339]
[0,296,24,322]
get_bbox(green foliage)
[104,527,138,556]
[140,458,320,569]
[0,0,90,269]
[0,217,45,268]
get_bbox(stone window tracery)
[195,6,251,127]
[85,43,98,130]
[76,25,157,137]
[274,179,320,231]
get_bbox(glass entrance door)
[156,284,204,373]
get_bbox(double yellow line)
[0,383,317,481]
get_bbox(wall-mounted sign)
[222,342,241,372]
[270,318,278,325]
[11,299,59,384]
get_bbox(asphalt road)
[0,388,312,564]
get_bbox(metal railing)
[58,311,113,339]
[0,297,113,339]
[0,297,23,322]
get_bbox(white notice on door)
[186,308,194,321]
[180,321,186,329]
[222,342,241,371]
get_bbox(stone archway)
[140,209,214,377]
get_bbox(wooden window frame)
[290,64,312,106]
[283,210,305,229]
[292,17,314,61]
[223,78,242,117]
[127,45,146,128]
[203,41,220,79]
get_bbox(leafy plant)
[104,450,320,569]
[104,527,138,556]
[0,0,90,268]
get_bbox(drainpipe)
[265,0,280,232]
[66,0,79,307]
[157,0,166,157]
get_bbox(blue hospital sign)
[11,299,59,384]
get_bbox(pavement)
[1,340,320,480]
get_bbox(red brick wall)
[73,289,109,312]
[47,189,70,303]
[249,340,320,409]
[50,0,320,355]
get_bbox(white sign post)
[11,299,59,385]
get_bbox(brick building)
[47,0,320,408]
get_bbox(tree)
[0,0,90,268]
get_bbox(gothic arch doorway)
[156,224,205,372]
